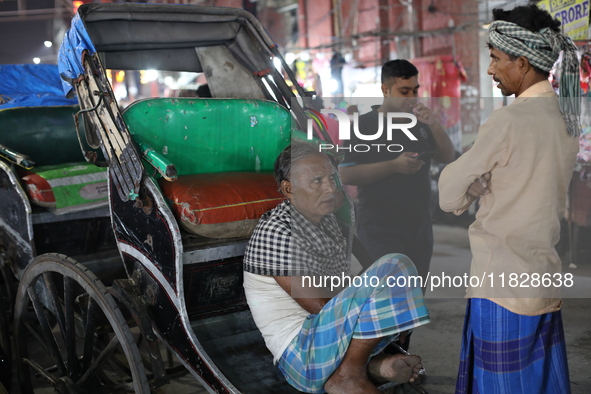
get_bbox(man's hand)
[393,152,424,175]
[467,172,491,199]
[412,102,456,164]
[412,102,437,127]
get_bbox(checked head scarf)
[488,20,581,137]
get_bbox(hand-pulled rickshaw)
[0,62,119,393]
[0,3,427,393]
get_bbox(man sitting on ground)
[243,141,430,394]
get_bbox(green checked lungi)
[277,253,430,393]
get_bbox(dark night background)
[0,0,69,64]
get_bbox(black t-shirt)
[341,106,435,232]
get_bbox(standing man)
[339,60,455,281]
[439,5,579,393]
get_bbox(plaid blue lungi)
[456,298,570,394]
[277,253,430,393]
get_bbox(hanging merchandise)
[580,51,591,164]
[581,52,591,94]
[577,46,591,165]
[294,58,316,92]
[579,94,591,164]
[294,59,308,87]
[569,42,591,231]
[578,138,591,163]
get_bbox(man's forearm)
[440,190,475,215]
[274,275,331,314]
[438,161,480,214]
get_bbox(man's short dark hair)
[273,141,322,187]
[381,60,419,86]
[492,4,560,33]
[489,4,561,76]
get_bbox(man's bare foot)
[324,374,381,394]
[367,353,423,384]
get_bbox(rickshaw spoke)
[64,276,79,377]
[23,319,51,355]
[81,297,96,373]
[42,272,68,346]
[22,357,58,385]
[27,286,67,376]
[78,334,120,387]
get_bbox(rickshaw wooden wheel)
[0,253,13,392]
[0,295,10,392]
[13,253,150,393]
[0,252,16,323]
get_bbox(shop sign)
[537,0,590,40]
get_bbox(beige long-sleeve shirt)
[439,81,578,316]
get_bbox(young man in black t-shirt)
[339,59,455,282]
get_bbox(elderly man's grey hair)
[273,141,323,187]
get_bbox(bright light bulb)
[146,70,158,81]
[44,41,53,48]
[273,57,282,70]
[140,70,159,84]
[33,57,41,64]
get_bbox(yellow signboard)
[538,0,589,40]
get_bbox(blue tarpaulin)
[58,13,97,98]
[0,64,79,110]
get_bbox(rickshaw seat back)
[0,105,83,167]
[122,98,291,176]
[0,105,109,213]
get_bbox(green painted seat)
[122,98,292,177]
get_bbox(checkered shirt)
[244,200,350,277]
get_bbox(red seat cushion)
[20,172,55,207]
[158,172,285,238]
